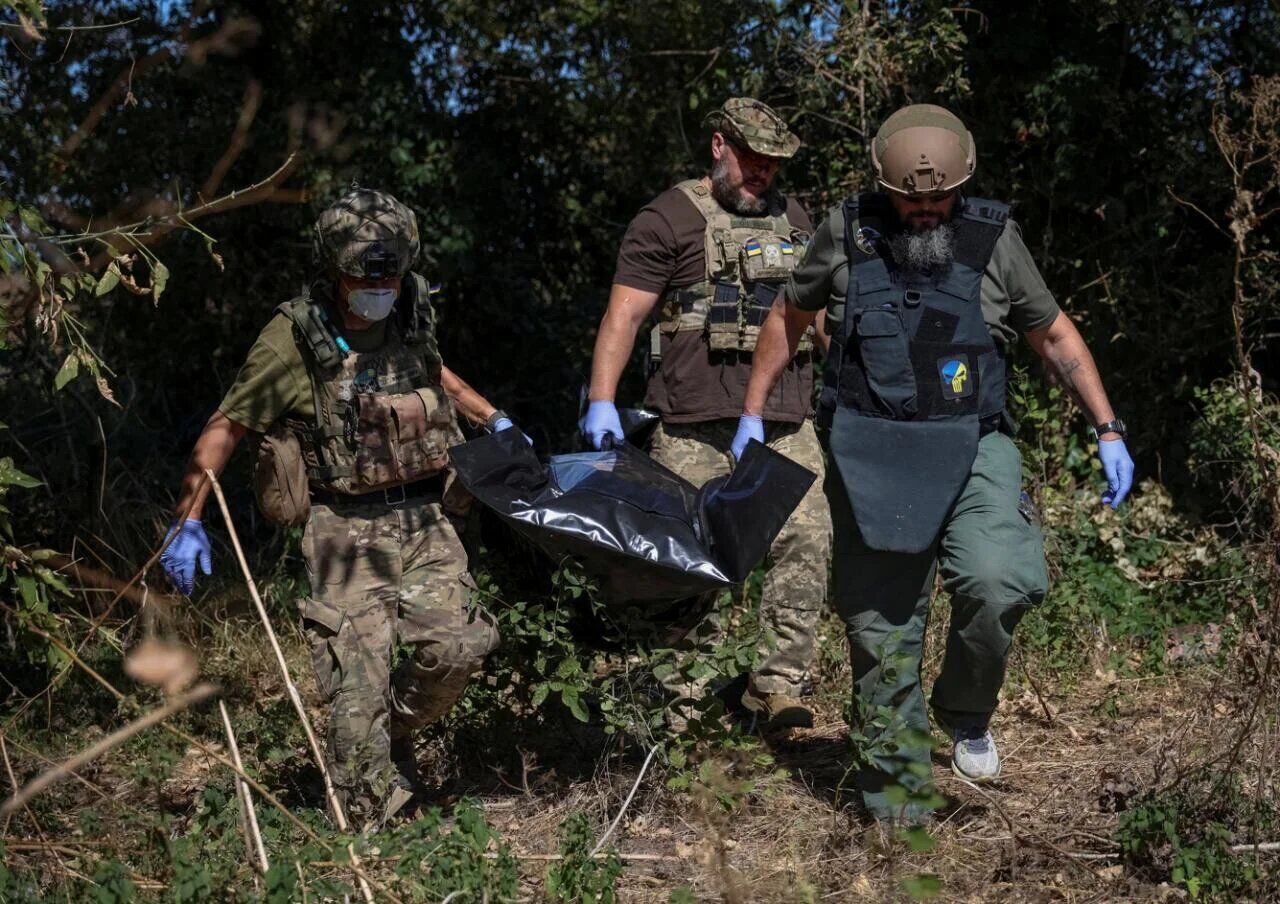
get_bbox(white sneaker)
[951,727,1001,781]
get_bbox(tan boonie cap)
[704,97,801,159]
[313,187,420,279]
[871,104,976,195]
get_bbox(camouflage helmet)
[871,104,976,196]
[313,187,420,279]
[703,97,801,159]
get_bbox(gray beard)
[709,156,767,215]
[888,222,957,272]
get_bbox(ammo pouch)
[855,305,918,419]
[350,387,454,489]
[253,424,311,527]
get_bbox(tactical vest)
[279,273,463,495]
[821,193,1010,554]
[650,179,814,366]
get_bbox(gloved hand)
[730,415,765,461]
[583,400,624,450]
[1097,437,1135,509]
[161,518,212,596]
[490,416,533,446]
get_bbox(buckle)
[383,483,407,507]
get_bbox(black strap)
[310,474,445,507]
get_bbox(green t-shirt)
[785,203,1061,348]
[218,296,388,432]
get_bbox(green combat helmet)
[313,187,420,279]
[703,97,801,159]
[871,104,976,196]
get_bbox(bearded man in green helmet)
[739,104,1135,822]
[583,98,833,730]
[161,188,521,828]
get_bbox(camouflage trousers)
[649,418,833,697]
[299,493,499,819]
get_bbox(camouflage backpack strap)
[398,271,444,380]
[277,288,351,483]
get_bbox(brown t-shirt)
[612,184,815,424]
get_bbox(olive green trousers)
[827,432,1048,819]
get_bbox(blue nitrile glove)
[1098,437,1135,509]
[730,415,765,461]
[161,518,212,596]
[583,400,624,450]
[490,416,533,446]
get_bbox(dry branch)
[219,700,270,875]
[0,682,218,817]
[205,470,377,904]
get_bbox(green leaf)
[18,206,46,233]
[53,353,80,390]
[151,260,170,301]
[901,874,942,900]
[901,825,936,853]
[531,684,550,707]
[567,695,589,723]
[0,458,42,489]
[95,264,121,297]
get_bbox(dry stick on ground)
[219,700,270,876]
[204,469,377,904]
[590,745,660,858]
[0,683,218,816]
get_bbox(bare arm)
[173,411,250,521]
[588,283,662,401]
[743,298,819,416]
[1024,311,1120,438]
[440,365,499,426]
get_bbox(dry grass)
[1,600,1269,903]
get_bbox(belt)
[310,475,444,508]
[978,412,1005,437]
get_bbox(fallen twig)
[590,745,659,858]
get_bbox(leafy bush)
[546,811,622,903]
[1117,775,1279,901]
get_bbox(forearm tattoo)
[1053,355,1087,409]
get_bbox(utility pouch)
[706,282,743,351]
[855,307,918,419]
[253,424,311,527]
[351,390,451,489]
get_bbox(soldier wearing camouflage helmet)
[584,98,833,730]
[741,104,1135,822]
[162,187,523,828]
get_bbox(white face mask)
[347,287,398,321]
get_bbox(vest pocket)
[855,307,917,418]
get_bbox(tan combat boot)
[740,679,814,730]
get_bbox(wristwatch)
[485,409,509,432]
[1093,418,1127,439]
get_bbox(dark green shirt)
[218,295,388,432]
[786,204,1061,348]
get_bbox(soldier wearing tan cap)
[584,98,833,731]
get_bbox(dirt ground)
[449,668,1211,903]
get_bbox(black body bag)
[448,428,815,606]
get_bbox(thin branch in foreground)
[205,469,377,904]
[219,700,270,875]
[0,683,219,817]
